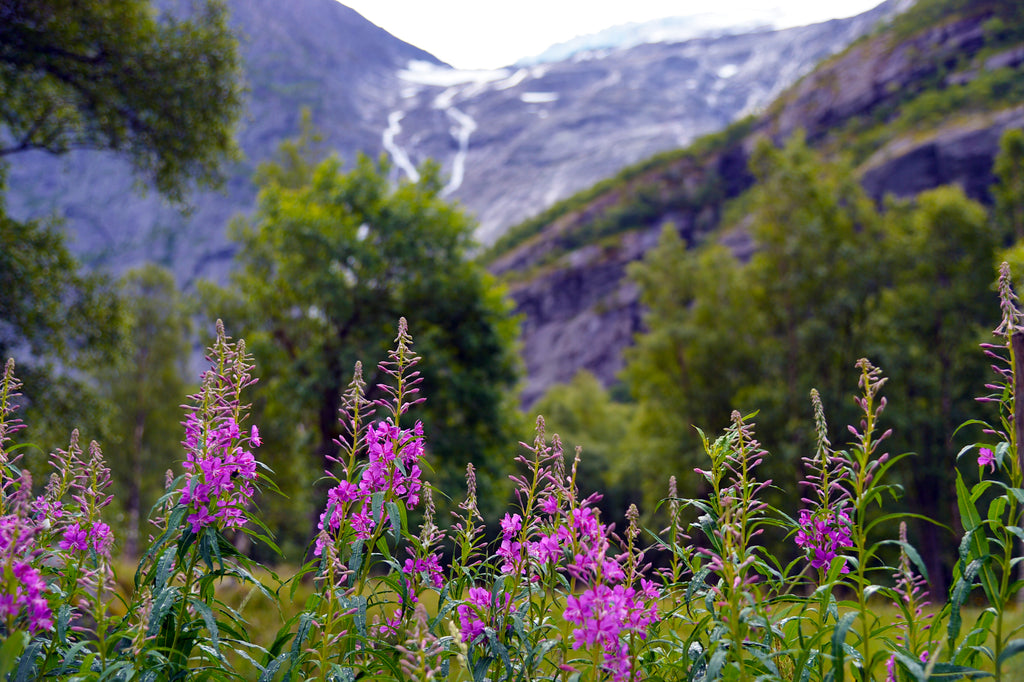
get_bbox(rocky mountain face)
[5,0,899,284]
[368,3,906,245]
[494,1,1024,405]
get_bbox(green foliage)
[886,0,1024,45]
[625,226,762,507]
[866,188,996,574]
[838,65,1024,168]
[0,172,122,453]
[625,135,1002,584]
[626,135,886,508]
[204,136,521,551]
[0,0,243,458]
[993,128,1024,242]
[0,0,242,198]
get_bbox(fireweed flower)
[496,512,527,574]
[402,555,443,589]
[181,414,260,533]
[178,322,262,535]
[796,389,853,575]
[794,508,853,573]
[456,586,513,643]
[58,520,113,557]
[978,446,995,471]
[402,487,444,590]
[557,499,659,679]
[314,420,426,556]
[886,522,932,681]
[564,582,660,682]
[1,560,51,634]
[0,473,52,634]
[59,523,89,552]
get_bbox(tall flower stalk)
[841,359,910,680]
[948,262,1024,681]
[694,411,773,681]
[131,320,272,679]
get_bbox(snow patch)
[518,13,774,66]
[441,107,477,197]
[433,87,459,110]
[382,111,420,182]
[521,92,559,104]
[400,60,510,87]
[495,68,530,91]
[717,64,739,79]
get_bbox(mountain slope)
[4,0,899,284]
[490,0,1024,405]
[383,2,906,244]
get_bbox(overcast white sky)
[339,0,887,70]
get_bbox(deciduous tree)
[204,140,520,549]
[0,0,241,197]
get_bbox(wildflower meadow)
[4,265,1024,682]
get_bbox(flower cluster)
[554,496,659,680]
[456,586,512,642]
[0,501,51,634]
[564,580,661,681]
[795,508,853,573]
[797,389,853,576]
[315,420,425,555]
[59,521,113,556]
[181,414,260,533]
[403,554,443,589]
[0,559,50,634]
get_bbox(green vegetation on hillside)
[886,0,1024,44]
[482,117,755,265]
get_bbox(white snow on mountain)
[399,60,510,86]
[519,12,776,65]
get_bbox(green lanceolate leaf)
[956,471,1001,604]
[0,631,29,679]
[997,638,1024,665]
[830,612,858,682]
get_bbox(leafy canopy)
[624,133,1003,586]
[0,0,242,198]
